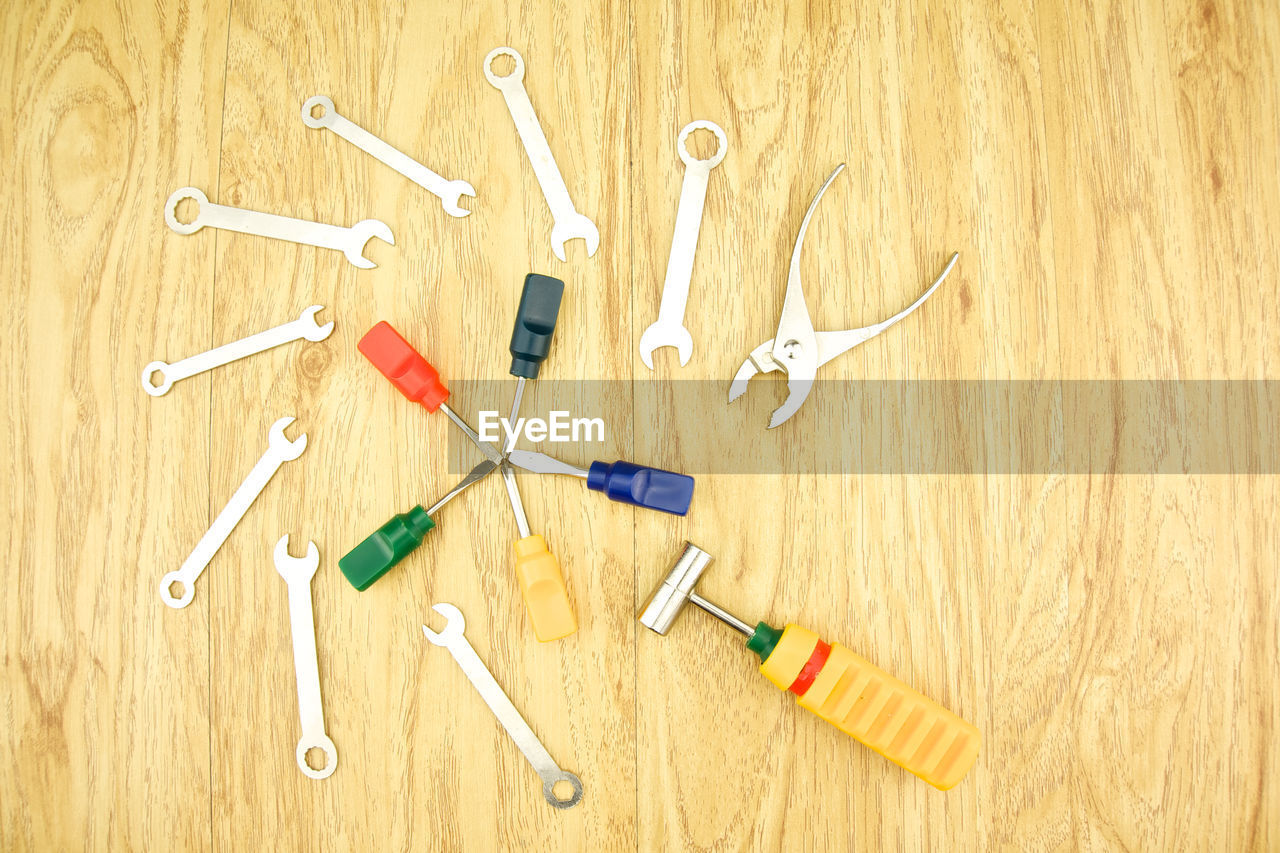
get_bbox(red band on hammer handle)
[789,640,832,696]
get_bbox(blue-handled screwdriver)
[507,449,695,515]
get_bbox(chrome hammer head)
[639,542,716,635]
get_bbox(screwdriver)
[504,273,564,453]
[338,460,497,590]
[640,543,981,791]
[357,321,502,465]
[507,449,695,516]
[500,273,575,642]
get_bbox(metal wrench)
[484,47,599,261]
[164,187,394,269]
[273,536,337,780]
[142,305,334,396]
[300,95,475,218]
[160,417,307,609]
[422,603,583,809]
[639,120,728,368]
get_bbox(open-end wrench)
[273,536,337,780]
[483,47,599,261]
[142,305,334,396]
[300,95,475,218]
[160,417,307,609]
[422,603,583,809]
[639,120,727,369]
[164,187,394,269]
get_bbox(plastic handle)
[513,534,577,642]
[358,321,450,411]
[586,461,694,515]
[753,623,980,790]
[509,273,565,379]
[338,506,436,590]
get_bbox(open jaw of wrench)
[422,603,583,809]
[142,305,334,396]
[159,417,307,609]
[301,96,475,218]
[164,187,394,269]
[639,120,728,369]
[484,47,599,261]
[273,536,337,779]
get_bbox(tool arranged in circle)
[639,119,728,369]
[163,186,394,269]
[485,46,600,261]
[301,95,476,218]
[142,305,333,396]
[423,602,584,809]
[640,542,981,791]
[273,536,338,780]
[159,417,308,609]
[729,164,959,428]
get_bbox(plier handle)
[729,163,959,428]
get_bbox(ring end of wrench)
[542,770,584,809]
[296,734,337,779]
[142,361,174,396]
[483,46,526,87]
[300,95,336,129]
[159,571,194,609]
[164,187,209,236]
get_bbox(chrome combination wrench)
[142,305,334,396]
[300,95,475,218]
[160,417,307,609]
[273,536,337,780]
[484,47,598,261]
[422,603,584,809]
[639,120,727,369]
[164,187,394,269]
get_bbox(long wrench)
[160,417,307,609]
[273,536,337,779]
[639,120,727,369]
[142,305,334,396]
[300,95,476,218]
[483,47,599,261]
[422,603,583,808]
[164,187,394,269]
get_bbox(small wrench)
[639,121,727,369]
[273,536,337,780]
[422,603,583,809]
[160,417,307,609]
[164,187,394,269]
[142,305,334,396]
[300,95,476,218]
[484,47,599,261]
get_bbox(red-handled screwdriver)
[357,321,502,465]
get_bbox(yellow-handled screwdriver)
[639,542,980,790]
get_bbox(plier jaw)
[728,338,819,429]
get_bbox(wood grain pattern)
[2,0,1276,849]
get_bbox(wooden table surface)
[3,0,1278,849]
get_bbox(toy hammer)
[639,542,981,790]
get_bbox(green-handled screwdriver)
[339,459,496,590]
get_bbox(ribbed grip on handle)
[513,534,577,642]
[759,624,980,790]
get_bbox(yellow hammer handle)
[513,534,577,642]
[759,624,979,790]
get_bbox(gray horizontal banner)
[439,380,1280,475]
